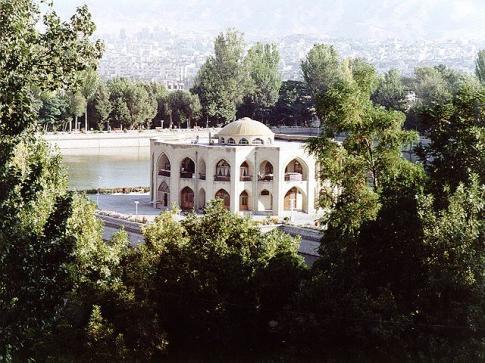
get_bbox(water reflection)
[62,147,150,190]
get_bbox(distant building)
[150,118,318,216]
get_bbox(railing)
[285,173,303,181]
[180,171,195,179]
[258,175,273,181]
[240,175,252,181]
[199,173,206,180]
[214,175,230,182]
[158,170,171,177]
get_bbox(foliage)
[92,82,112,130]
[239,43,282,120]
[475,49,485,84]
[372,69,408,112]
[167,90,201,128]
[270,80,314,126]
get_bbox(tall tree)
[92,82,112,130]
[68,91,87,131]
[475,49,485,84]
[270,80,314,126]
[372,69,407,112]
[79,67,99,131]
[192,30,246,124]
[0,0,102,358]
[240,43,282,120]
[301,44,342,99]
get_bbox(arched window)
[239,138,249,145]
[228,138,236,144]
[220,137,225,144]
[259,189,272,211]
[252,138,264,145]
[157,153,171,177]
[240,161,252,181]
[284,158,308,181]
[261,190,270,196]
[157,181,170,208]
[215,160,230,181]
[180,157,195,178]
[259,161,274,181]
[215,189,230,209]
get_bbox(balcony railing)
[199,173,206,180]
[180,171,195,179]
[240,175,252,181]
[158,170,171,177]
[284,172,303,181]
[258,174,273,181]
[214,175,230,182]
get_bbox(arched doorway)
[284,187,306,211]
[157,181,170,209]
[215,189,230,209]
[284,158,308,181]
[215,160,231,181]
[239,190,250,211]
[180,186,195,210]
[180,157,195,178]
[258,189,273,211]
[198,188,206,210]
[157,153,171,176]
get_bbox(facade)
[149,117,318,217]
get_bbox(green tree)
[79,67,99,130]
[92,82,112,130]
[192,30,246,124]
[145,82,168,128]
[37,92,71,131]
[124,82,157,129]
[240,43,282,120]
[167,90,201,128]
[475,49,485,84]
[270,80,314,126]
[136,201,306,357]
[372,69,407,112]
[0,0,102,358]
[301,44,343,99]
[68,91,87,131]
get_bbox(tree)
[145,82,168,128]
[68,91,87,131]
[372,69,407,112]
[416,80,485,201]
[475,49,485,84]
[92,82,112,130]
[167,90,201,128]
[240,43,282,120]
[301,44,343,99]
[124,82,157,129]
[37,92,71,131]
[270,80,314,126]
[135,201,306,357]
[192,30,247,124]
[79,67,99,130]
[0,0,102,358]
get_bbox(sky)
[54,0,485,41]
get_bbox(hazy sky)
[54,0,485,40]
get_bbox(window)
[228,138,235,144]
[220,137,225,144]
[239,138,249,145]
[252,138,264,145]
[261,190,270,196]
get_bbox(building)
[149,117,318,217]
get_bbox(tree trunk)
[169,113,173,129]
[74,115,78,131]
[206,116,209,128]
[84,106,88,132]
[69,118,72,132]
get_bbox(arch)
[240,161,252,181]
[215,159,231,181]
[198,158,206,180]
[239,138,249,145]
[215,189,230,209]
[157,153,171,177]
[252,138,264,145]
[227,138,235,144]
[259,160,274,181]
[258,189,273,211]
[220,137,225,144]
[180,186,195,210]
[197,188,206,210]
[284,187,307,212]
[284,158,309,181]
[239,190,251,211]
[157,181,170,209]
[180,157,195,178]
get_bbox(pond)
[62,147,150,190]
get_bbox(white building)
[149,118,318,217]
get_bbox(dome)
[217,117,274,138]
